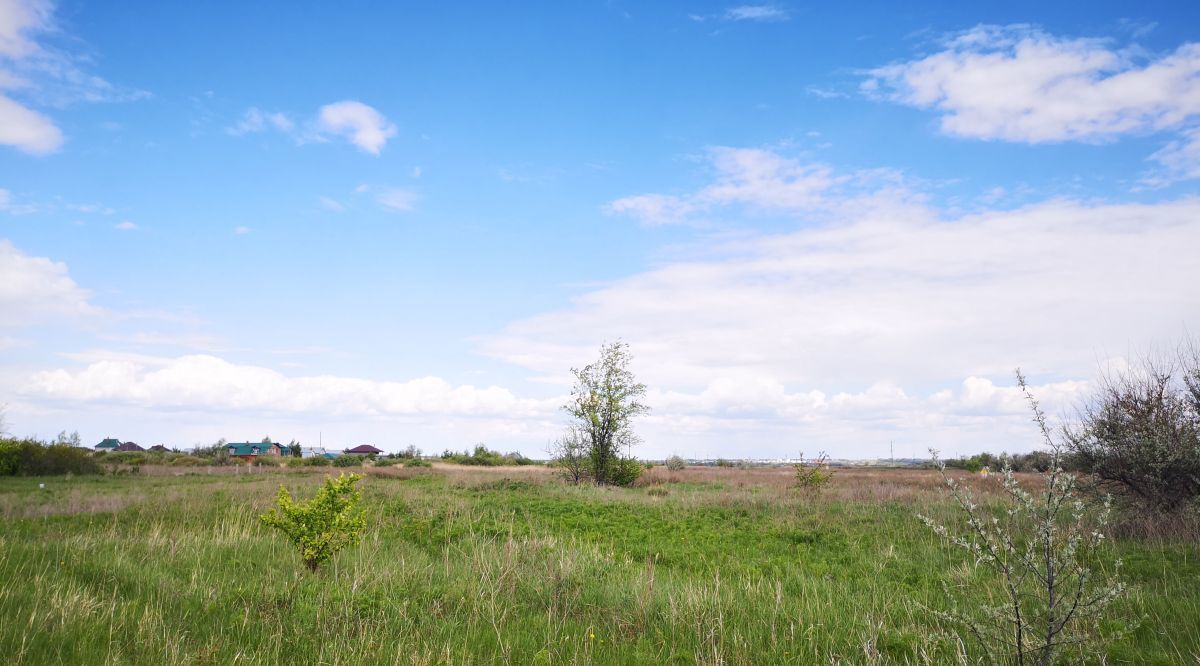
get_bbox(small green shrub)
[373,457,398,467]
[666,455,686,471]
[609,456,644,487]
[332,455,361,468]
[302,456,332,467]
[440,444,532,466]
[104,452,147,466]
[260,473,367,572]
[403,458,432,468]
[169,455,206,467]
[647,486,669,497]
[793,451,834,492]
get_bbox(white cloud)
[0,93,60,153]
[233,226,251,235]
[0,0,146,155]
[489,147,1200,455]
[318,196,345,212]
[28,353,558,419]
[227,107,294,136]
[316,100,396,155]
[0,0,50,60]
[864,26,1200,144]
[0,239,97,325]
[376,187,418,213]
[229,100,397,155]
[114,220,136,230]
[608,146,920,225]
[607,193,697,225]
[724,5,789,22]
[1143,127,1200,187]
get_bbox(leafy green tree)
[288,440,301,458]
[260,473,366,572]
[562,341,649,486]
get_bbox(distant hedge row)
[0,439,103,476]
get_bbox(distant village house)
[226,441,286,459]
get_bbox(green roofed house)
[95,438,121,451]
[226,442,285,460]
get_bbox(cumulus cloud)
[0,93,60,153]
[863,25,1200,184]
[864,25,1200,143]
[28,353,558,419]
[0,239,98,325]
[316,100,397,155]
[495,148,1200,438]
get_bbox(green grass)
[0,467,1196,664]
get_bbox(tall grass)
[0,465,1194,664]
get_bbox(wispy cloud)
[723,5,789,22]
[0,0,149,155]
[318,196,345,213]
[227,100,397,155]
[227,107,295,136]
[376,187,418,213]
[114,220,137,230]
[608,146,918,225]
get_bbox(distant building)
[148,444,170,453]
[114,442,144,452]
[344,444,383,456]
[226,442,285,459]
[95,438,121,451]
[301,446,328,459]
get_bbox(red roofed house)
[345,444,383,456]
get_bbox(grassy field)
[0,464,1196,664]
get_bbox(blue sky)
[2,0,1199,458]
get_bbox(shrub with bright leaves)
[260,473,366,572]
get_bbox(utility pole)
[890,440,894,465]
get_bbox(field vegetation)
[0,462,1196,664]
